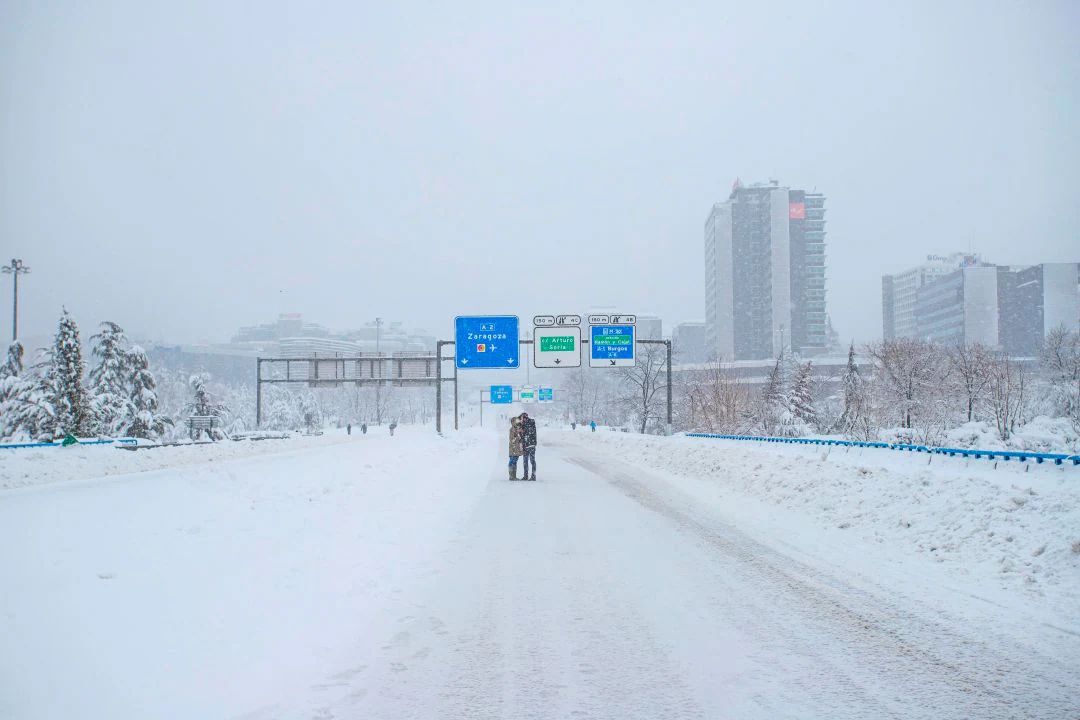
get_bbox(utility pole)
[2,258,30,342]
[375,317,383,425]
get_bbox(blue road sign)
[455,316,520,369]
[590,325,636,367]
[490,385,513,404]
[538,387,554,403]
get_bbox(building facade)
[705,180,827,361]
[672,321,707,363]
[914,265,1000,347]
[997,263,1080,355]
[911,262,1079,354]
[882,253,980,340]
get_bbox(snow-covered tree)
[1040,325,1080,428]
[987,353,1028,441]
[3,347,57,441]
[124,345,171,439]
[866,338,946,430]
[185,373,230,439]
[301,392,321,433]
[835,343,873,440]
[791,360,817,429]
[1,341,23,378]
[88,321,133,435]
[757,353,794,435]
[262,385,302,430]
[0,341,25,439]
[49,309,95,438]
[187,373,228,417]
[619,342,669,433]
[678,359,752,433]
[947,342,992,423]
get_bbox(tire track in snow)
[559,446,1077,720]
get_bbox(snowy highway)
[1,428,1077,719]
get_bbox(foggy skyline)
[2,0,1077,350]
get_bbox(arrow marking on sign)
[610,359,617,365]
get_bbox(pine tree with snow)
[301,392,321,433]
[758,353,792,435]
[49,309,95,438]
[7,347,59,441]
[124,345,172,439]
[263,385,301,430]
[186,373,230,439]
[0,341,26,439]
[1,341,23,378]
[88,321,133,436]
[837,343,872,439]
[791,360,817,429]
[188,373,216,416]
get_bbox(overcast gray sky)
[2,0,1077,349]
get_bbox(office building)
[672,322,707,363]
[705,180,827,361]
[914,265,1001,347]
[998,263,1079,354]
[912,262,1079,353]
[882,253,980,340]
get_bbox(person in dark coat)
[519,412,538,481]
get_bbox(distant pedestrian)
[571,421,577,430]
[389,421,397,437]
[347,423,352,435]
[508,417,523,480]
[590,420,596,432]
[361,423,367,435]
[520,412,537,481]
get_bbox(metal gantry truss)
[255,354,457,428]
[256,337,672,434]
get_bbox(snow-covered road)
[1,429,1076,719]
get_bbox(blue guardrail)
[686,433,1080,466]
[0,438,138,450]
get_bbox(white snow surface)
[0,433,358,490]
[941,415,1080,454]
[1,426,1077,719]
[580,430,1080,622]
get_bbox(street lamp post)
[2,258,30,342]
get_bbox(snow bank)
[0,427,399,490]
[0,426,494,719]
[941,416,1080,453]
[560,430,1080,621]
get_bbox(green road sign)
[533,325,582,368]
[592,334,632,346]
[540,335,576,353]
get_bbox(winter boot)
[508,467,517,481]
